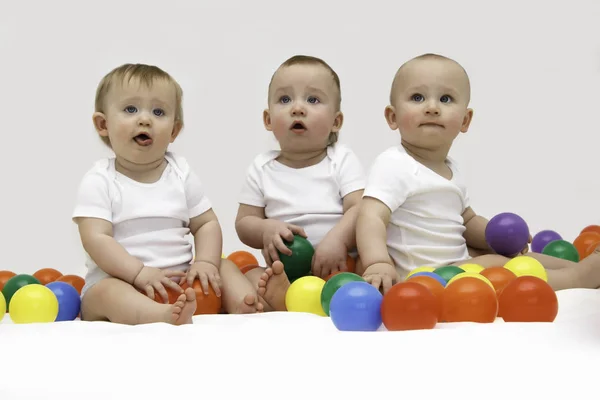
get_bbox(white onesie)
[72,152,212,296]
[238,143,365,248]
[363,145,470,279]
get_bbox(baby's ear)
[460,108,474,133]
[263,109,272,131]
[170,121,183,142]
[93,112,108,137]
[384,105,398,130]
[332,111,344,133]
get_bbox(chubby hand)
[520,234,533,255]
[261,219,307,266]
[362,263,399,294]
[186,261,222,297]
[133,266,185,304]
[311,237,349,279]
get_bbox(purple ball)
[531,230,563,253]
[485,212,530,257]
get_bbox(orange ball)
[381,282,438,331]
[240,264,260,275]
[324,271,343,282]
[144,285,183,304]
[441,277,498,323]
[181,279,222,315]
[580,225,600,236]
[227,251,259,269]
[479,266,517,296]
[0,270,16,291]
[498,276,558,322]
[573,231,600,260]
[56,275,85,294]
[345,255,356,274]
[33,268,63,285]
[406,275,445,316]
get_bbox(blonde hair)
[94,63,184,147]
[268,55,342,146]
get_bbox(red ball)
[380,282,438,331]
[498,276,558,322]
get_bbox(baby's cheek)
[398,111,417,130]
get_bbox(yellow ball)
[0,291,5,321]
[9,284,59,324]
[406,266,436,280]
[459,263,485,274]
[447,272,494,289]
[504,256,548,282]
[285,276,327,316]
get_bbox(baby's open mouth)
[290,121,306,132]
[134,133,153,146]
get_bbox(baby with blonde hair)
[73,63,262,325]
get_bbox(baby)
[234,55,366,311]
[357,53,600,293]
[73,63,262,325]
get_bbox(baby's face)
[391,58,472,150]
[265,64,342,154]
[100,78,179,166]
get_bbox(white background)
[0,0,598,277]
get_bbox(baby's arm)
[187,209,224,295]
[462,207,493,254]
[322,189,364,250]
[235,204,306,266]
[356,197,398,293]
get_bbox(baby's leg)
[81,278,196,325]
[219,259,264,314]
[257,261,290,311]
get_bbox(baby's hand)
[362,263,399,294]
[261,219,307,266]
[311,237,349,278]
[133,266,185,303]
[186,261,222,297]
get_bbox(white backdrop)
[0,0,598,276]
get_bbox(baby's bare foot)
[169,288,197,325]
[257,261,290,311]
[233,294,264,314]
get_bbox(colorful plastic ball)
[581,225,600,236]
[2,274,41,311]
[381,282,438,330]
[320,272,365,316]
[503,256,548,282]
[55,275,85,295]
[458,263,484,274]
[573,232,600,260]
[227,251,259,269]
[441,277,498,323]
[479,266,517,296]
[181,279,222,315]
[405,266,436,279]
[542,240,579,262]
[447,272,494,289]
[407,271,447,287]
[433,266,464,282]
[33,268,63,285]
[531,230,562,253]
[9,284,59,324]
[0,291,5,321]
[0,270,16,292]
[278,235,315,282]
[498,276,558,322]
[285,276,326,316]
[45,281,81,321]
[329,281,383,331]
[485,212,530,256]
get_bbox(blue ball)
[329,281,383,331]
[408,271,447,287]
[45,281,81,321]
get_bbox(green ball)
[2,274,41,311]
[433,266,465,282]
[542,240,580,262]
[277,235,314,281]
[320,272,365,316]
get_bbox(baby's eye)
[153,108,165,117]
[411,94,424,102]
[307,96,320,104]
[124,106,137,113]
[440,95,452,103]
[279,95,291,104]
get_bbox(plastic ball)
[278,235,315,282]
[33,268,63,285]
[381,281,438,330]
[447,272,494,289]
[55,275,85,295]
[320,272,365,316]
[0,270,16,292]
[405,266,436,279]
[573,232,600,260]
[407,271,447,287]
[2,274,41,311]
[503,256,548,282]
[531,230,562,253]
[542,240,579,262]
[441,277,498,323]
[181,280,222,315]
[46,281,81,321]
[9,284,59,324]
[227,251,259,269]
[0,291,5,321]
[498,276,558,322]
[329,281,383,331]
[458,263,484,274]
[479,266,517,296]
[485,212,530,256]
[433,266,465,282]
[285,276,326,316]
